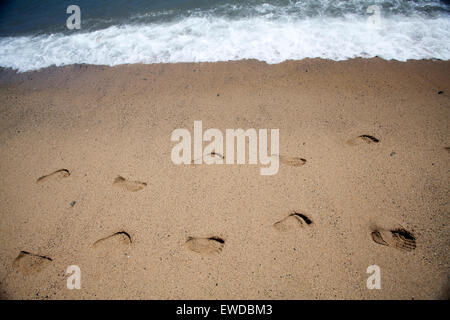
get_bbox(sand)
[0,58,448,299]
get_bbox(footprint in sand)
[371,227,416,252]
[185,236,225,254]
[279,156,307,167]
[93,231,132,249]
[113,176,147,192]
[273,212,313,232]
[36,169,70,183]
[13,251,52,275]
[346,135,380,146]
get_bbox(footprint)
[279,156,307,167]
[36,169,70,183]
[93,231,132,249]
[185,236,225,254]
[347,135,380,146]
[113,176,147,192]
[371,228,416,252]
[273,212,313,232]
[13,251,52,275]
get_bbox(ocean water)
[0,0,449,72]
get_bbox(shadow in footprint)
[93,231,132,249]
[371,227,416,252]
[36,169,70,183]
[13,251,52,275]
[185,236,225,254]
[113,176,147,192]
[347,135,380,146]
[273,212,313,232]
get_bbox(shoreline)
[0,58,449,299]
[0,56,449,75]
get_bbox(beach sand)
[0,58,448,299]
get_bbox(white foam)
[1,13,449,72]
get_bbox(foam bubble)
[1,12,449,72]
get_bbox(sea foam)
[1,8,449,72]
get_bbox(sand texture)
[0,58,448,299]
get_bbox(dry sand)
[0,58,448,299]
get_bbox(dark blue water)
[1,0,449,36]
[0,0,244,36]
